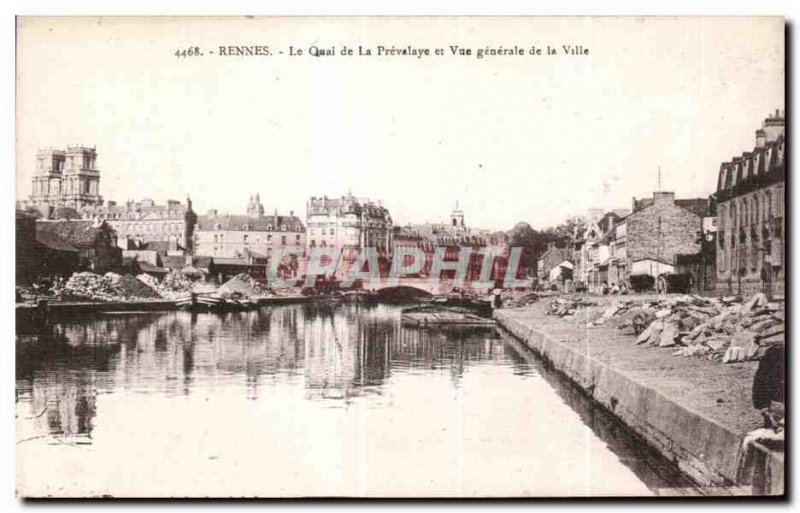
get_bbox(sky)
[15,16,784,230]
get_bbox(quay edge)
[493,309,784,496]
[15,295,337,326]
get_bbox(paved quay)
[494,295,781,493]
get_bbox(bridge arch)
[373,285,434,300]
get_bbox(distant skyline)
[16,16,784,230]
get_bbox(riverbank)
[15,294,334,329]
[494,296,784,496]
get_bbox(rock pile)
[674,294,784,363]
[623,293,784,363]
[136,273,160,290]
[217,273,267,299]
[55,271,162,301]
[155,271,196,300]
[55,272,118,301]
[547,297,596,317]
[506,293,539,309]
[106,273,162,299]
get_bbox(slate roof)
[161,255,188,270]
[36,220,103,248]
[675,198,711,217]
[632,197,710,217]
[212,257,254,266]
[35,230,79,252]
[195,214,305,232]
[140,240,183,253]
[138,261,170,274]
[83,200,190,219]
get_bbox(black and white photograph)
[11,15,786,498]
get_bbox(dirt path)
[500,295,763,436]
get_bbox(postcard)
[14,16,785,498]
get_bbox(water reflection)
[15,302,691,497]
[16,303,506,435]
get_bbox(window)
[267,234,272,243]
[243,234,249,246]
[741,201,748,226]
[281,235,287,245]
[765,191,773,219]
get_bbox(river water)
[15,301,694,497]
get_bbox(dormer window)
[243,224,249,231]
[214,223,221,230]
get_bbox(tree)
[507,216,586,281]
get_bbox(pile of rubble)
[217,273,268,299]
[506,293,540,309]
[54,271,162,301]
[105,272,162,299]
[616,293,784,364]
[136,273,160,290]
[547,297,596,317]
[154,271,197,300]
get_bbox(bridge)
[366,278,469,297]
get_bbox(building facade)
[34,219,122,275]
[571,209,627,292]
[25,146,103,211]
[537,242,568,285]
[306,194,393,277]
[714,110,785,296]
[82,197,198,253]
[393,203,510,290]
[194,195,306,259]
[611,191,707,287]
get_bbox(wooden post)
[37,299,49,325]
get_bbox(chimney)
[763,108,786,142]
[755,129,766,148]
[653,191,675,206]
[289,210,294,218]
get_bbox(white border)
[2,1,797,511]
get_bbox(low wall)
[495,310,782,495]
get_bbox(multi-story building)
[610,191,709,287]
[82,197,198,253]
[537,242,569,288]
[34,218,122,276]
[306,194,393,277]
[393,203,510,290]
[24,146,103,211]
[714,109,785,296]
[572,209,626,291]
[194,194,306,260]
